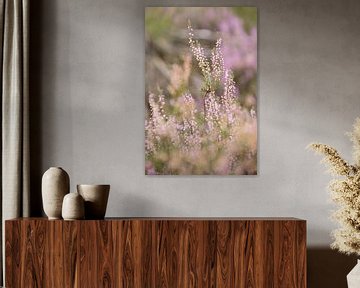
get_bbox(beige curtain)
[0,0,30,284]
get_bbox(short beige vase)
[347,260,360,288]
[77,184,110,219]
[42,167,70,219]
[62,192,85,220]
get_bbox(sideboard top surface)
[6,217,306,222]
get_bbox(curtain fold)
[0,0,29,284]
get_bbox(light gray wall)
[33,0,360,247]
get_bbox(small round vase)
[42,167,70,219]
[62,192,85,220]
[77,184,110,219]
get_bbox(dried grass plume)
[308,118,360,255]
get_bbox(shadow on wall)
[308,248,357,288]
[111,193,182,217]
[29,0,45,216]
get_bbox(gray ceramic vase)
[42,167,70,219]
[77,184,110,219]
[62,192,85,220]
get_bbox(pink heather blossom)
[145,23,257,175]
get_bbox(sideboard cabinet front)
[5,218,306,287]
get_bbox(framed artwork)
[145,7,257,175]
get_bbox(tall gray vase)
[42,167,70,219]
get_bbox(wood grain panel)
[140,220,154,287]
[80,221,98,288]
[121,220,135,287]
[63,221,80,287]
[167,221,179,288]
[186,220,202,288]
[96,221,114,287]
[155,220,169,287]
[5,221,21,288]
[216,220,234,287]
[111,220,122,287]
[6,218,306,288]
[296,221,307,287]
[21,219,47,287]
[234,221,256,287]
[48,220,63,288]
[205,220,217,287]
[274,220,300,288]
[263,221,275,288]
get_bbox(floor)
[308,248,357,287]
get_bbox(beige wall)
[30,0,360,249]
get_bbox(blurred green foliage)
[145,8,173,41]
[232,7,257,31]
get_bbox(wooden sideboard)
[5,218,306,287]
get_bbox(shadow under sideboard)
[307,248,357,288]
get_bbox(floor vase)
[347,260,360,288]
